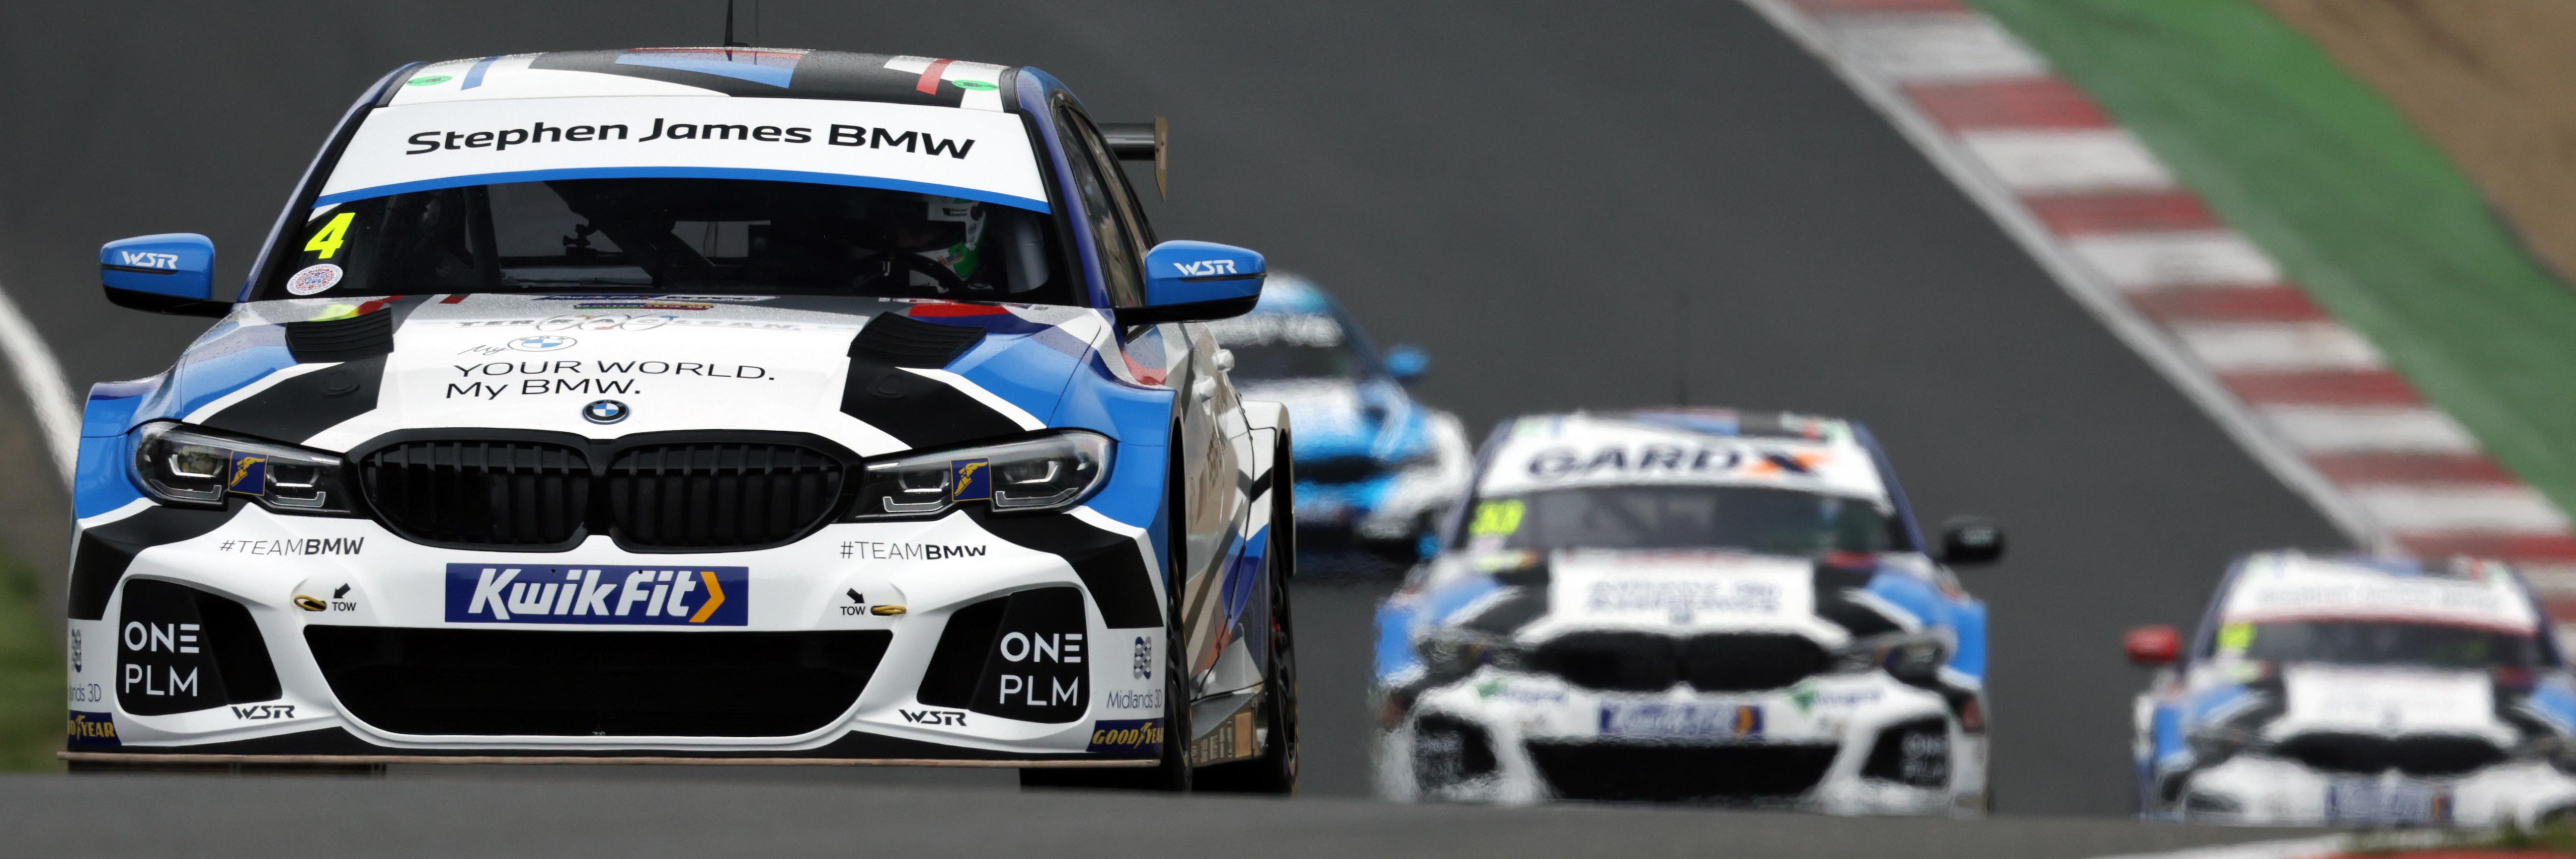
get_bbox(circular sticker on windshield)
[285,264,343,296]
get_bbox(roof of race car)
[1476,409,1886,499]
[2219,551,2540,632]
[389,49,1022,111]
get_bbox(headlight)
[1833,631,1951,684]
[1415,629,1526,676]
[2184,724,2264,767]
[846,431,1112,520]
[129,421,355,515]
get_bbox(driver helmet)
[851,196,988,289]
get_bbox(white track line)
[0,279,78,485]
[2086,835,2348,859]
[1739,0,2389,550]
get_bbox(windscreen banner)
[317,95,1048,211]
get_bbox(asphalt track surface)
[0,0,2356,851]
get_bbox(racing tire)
[1020,430,1196,792]
[1197,429,1300,794]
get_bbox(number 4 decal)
[304,211,355,259]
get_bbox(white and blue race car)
[1206,275,1471,565]
[70,47,1298,791]
[2128,551,2576,826]
[1374,409,2003,813]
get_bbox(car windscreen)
[252,178,1069,302]
[257,94,1069,303]
[1208,312,1367,381]
[2214,619,2548,669]
[1459,484,1898,555]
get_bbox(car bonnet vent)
[285,311,397,363]
[852,312,986,369]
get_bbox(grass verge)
[0,551,61,771]
[1963,0,2576,520]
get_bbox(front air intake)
[307,626,890,736]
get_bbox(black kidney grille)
[1532,632,1829,693]
[2272,732,2506,778]
[606,443,844,549]
[360,441,590,547]
[1678,634,1833,693]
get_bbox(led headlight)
[1833,631,1952,684]
[129,421,355,514]
[1414,628,1526,676]
[2184,724,2264,767]
[847,431,1112,520]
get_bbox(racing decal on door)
[444,564,748,626]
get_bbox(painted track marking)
[0,277,78,484]
[1742,0,2576,645]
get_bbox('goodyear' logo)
[226,453,268,496]
[1085,718,1163,755]
[66,710,118,747]
[951,458,991,501]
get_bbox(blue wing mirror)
[1125,240,1265,324]
[102,234,229,317]
[1385,344,1430,382]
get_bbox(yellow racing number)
[2216,623,2254,655]
[1468,499,1526,538]
[304,211,355,259]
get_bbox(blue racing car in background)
[1208,276,1470,565]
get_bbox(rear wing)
[1099,118,1167,198]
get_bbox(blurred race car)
[1207,275,1469,562]
[67,48,1302,791]
[2127,551,2576,826]
[1373,409,2004,813]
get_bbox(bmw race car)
[1373,409,2004,812]
[2127,551,2576,826]
[1206,275,1470,564]
[69,48,1300,791]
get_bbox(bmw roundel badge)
[582,399,630,424]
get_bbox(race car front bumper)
[1377,667,1986,814]
[64,501,1173,766]
[2164,755,2576,827]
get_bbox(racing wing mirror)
[1124,240,1264,325]
[102,234,229,317]
[1935,516,2006,566]
[1385,345,1430,382]
[2125,625,2181,667]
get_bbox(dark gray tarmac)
[4,774,2323,859]
[0,0,2355,849]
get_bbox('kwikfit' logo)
[444,564,748,626]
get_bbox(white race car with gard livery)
[2128,552,2576,826]
[1373,410,2004,813]
[70,47,1299,792]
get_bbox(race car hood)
[99,294,1119,462]
[1373,548,1989,682]
[2270,666,2500,737]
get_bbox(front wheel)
[1198,431,1299,794]
[1020,433,1196,792]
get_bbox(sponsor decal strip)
[1743,0,2576,646]
[313,165,1047,213]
